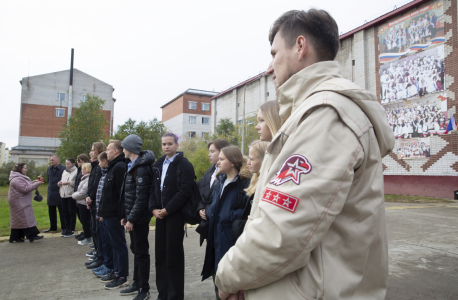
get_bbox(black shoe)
[43,228,56,233]
[61,230,67,237]
[75,232,84,239]
[120,284,139,296]
[104,276,128,289]
[100,270,116,283]
[86,259,103,269]
[9,238,25,243]
[63,231,74,238]
[133,291,150,300]
[77,235,86,241]
[86,250,96,257]
[89,245,95,249]
[32,235,44,240]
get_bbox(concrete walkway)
[0,203,457,299]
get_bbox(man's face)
[106,143,118,162]
[50,156,59,167]
[267,31,295,89]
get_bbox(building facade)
[161,89,217,139]
[0,142,10,165]
[210,73,276,133]
[336,0,456,198]
[10,69,115,165]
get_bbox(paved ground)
[0,203,457,300]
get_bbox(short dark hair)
[208,139,230,151]
[269,9,339,61]
[162,133,179,143]
[98,151,108,162]
[77,154,90,163]
[12,162,26,173]
[66,158,76,164]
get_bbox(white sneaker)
[78,238,93,245]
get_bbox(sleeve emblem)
[269,154,311,186]
[262,188,299,213]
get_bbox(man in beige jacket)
[216,9,395,300]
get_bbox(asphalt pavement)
[0,203,457,300]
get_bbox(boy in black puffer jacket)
[119,134,155,300]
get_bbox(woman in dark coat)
[8,163,44,242]
[196,139,230,246]
[201,146,251,299]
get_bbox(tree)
[240,115,259,155]
[179,135,212,181]
[57,95,108,160]
[212,118,239,146]
[112,118,167,158]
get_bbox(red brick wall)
[162,96,184,122]
[384,175,457,199]
[20,104,111,138]
[183,94,212,115]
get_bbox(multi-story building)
[336,0,455,198]
[0,142,9,165]
[210,72,276,133]
[9,68,115,165]
[161,89,218,139]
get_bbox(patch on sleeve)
[137,177,143,183]
[262,188,299,213]
[269,154,311,186]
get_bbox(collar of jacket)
[91,160,99,168]
[277,61,342,121]
[127,150,155,173]
[81,174,90,181]
[154,152,184,169]
[107,153,126,171]
[66,165,77,173]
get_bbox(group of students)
[41,100,280,300]
[383,12,438,53]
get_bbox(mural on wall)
[377,0,444,63]
[385,93,448,138]
[395,137,431,159]
[380,45,445,104]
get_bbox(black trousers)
[48,205,65,231]
[10,227,40,241]
[155,212,185,300]
[61,197,76,231]
[75,202,81,225]
[90,210,103,260]
[78,204,92,238]
[129,222,150,292]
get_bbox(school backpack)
[176,164,202,225]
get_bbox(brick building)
[10,69,115,165]
[161,89,218,139]
[336,0,456,198]
[210,73,276,133]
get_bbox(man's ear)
[296,35,307,61]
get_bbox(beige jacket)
[215,61,395,300]
[59,166,77,198]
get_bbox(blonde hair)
[245,140,270,196]
[81,163,92,173]
[109,139,123,153]
[260,101,282,138]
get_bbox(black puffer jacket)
[197,164,217,212]
[148,152,195,216]
[98,154,127,219]
[121,150,155,225]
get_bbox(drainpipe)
[68,48,74,121]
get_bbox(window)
[202,117,210,125]
[189,101,197,110]
[56,108,65,117]
[188,131,196,138]
[202,132,208,138]
[189,116,196,124]
[81,94,87,101]
[57,93,65,101]
[202,103,210,111]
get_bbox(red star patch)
[262,188,299,213]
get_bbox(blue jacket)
[201,166,251,281]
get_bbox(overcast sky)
[0,0,413,148]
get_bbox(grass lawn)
[0,184,156,237]
[385,194,455,203]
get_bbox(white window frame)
[188,101,197,110]
[81,94,87,101]
[56,108,65,117]
[188,131,196,138]
[202,103,210,111]
[189,116,196,124]
[57,93,65,101]
[202,117,210,125]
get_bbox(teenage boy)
[119,134,155,300]
[98,140,129,290]
[85,142,107,270]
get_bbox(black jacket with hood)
[98,153,127,219]
[121,150,155,225]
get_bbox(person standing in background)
[74,154,90,241]
[44,155,66,233]
[58,158,78,238]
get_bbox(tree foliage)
[0,160,49,186]
[211,118,239,146]
[179,135,212,181]
[57,95,108,160]
[112,118,167,158]
[239,115,259,155]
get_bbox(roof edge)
[210,72,266,101]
